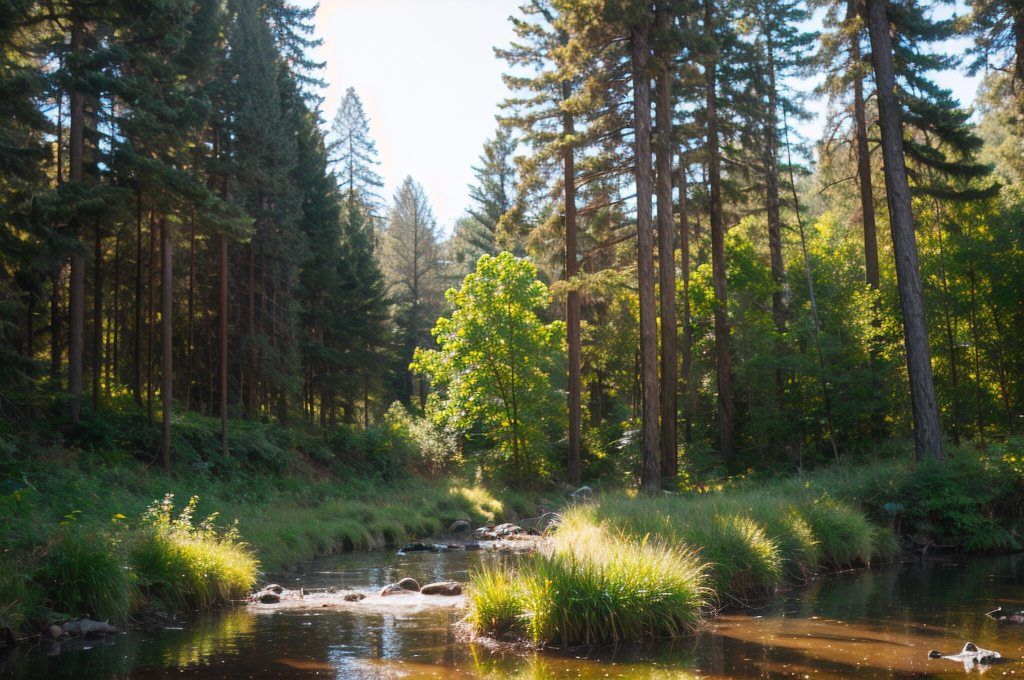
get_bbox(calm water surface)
[6,551,1024,679]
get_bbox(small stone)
[46,625,63,640]
[449,520,471,533]
[264,583,284,594]
[419,581,462,596]
[343,592,365,602]
[259,592,280,604]
[395,577,420,592]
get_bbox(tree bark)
[763,6,786,339]
[147,209,156,427]
[632,24,661,493]
[134,191,143,405]
[160,217,172,473]
[563,81,582,488]
[218,232,228,456]
[50,266,63,381]
[68,18,85,425]
[679,162,693,445]
[92,218,102,410]
[186,211,196,412]
[850,0,880,290]
[655,6,678,479]
[113,232,119,390]
[865,0,942,460]
[706,0,734,461]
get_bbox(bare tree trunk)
[186,212,196,412]
[656,6,678,479]
[68,19,85,425]
[866,0,942,460]
[706,0,734,461]
[51,266,63,381]
[763,5,785,340]
[563,81,582,488]
[147,209,156,427]
[92,219,102,410]
[113,232,119,390]
[934,210,960,445]
[160,218,172,473]
[217,131,230,456]
[246,242,255,416]
[632,24,661,493]
[850,0,880,291]
[134,192,143,406]
[679,162,693,445]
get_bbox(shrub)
[130,495,258,611]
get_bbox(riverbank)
[467,442,1024,647]
[0,408,543,645]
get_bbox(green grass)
[467,509,708,646]
[0,559,42,641]
[34,531,137,624]
[129,495,258,611]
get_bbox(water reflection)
[5,553,1024,678]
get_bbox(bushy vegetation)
[468,510,707,646]
[0,406,543,643]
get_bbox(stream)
[6,550,1024,678]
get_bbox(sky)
[299,0,984,231]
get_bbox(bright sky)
[298,0,522,231]
[299,1,983,231]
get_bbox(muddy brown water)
[6,550,1024,678]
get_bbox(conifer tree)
[381,177,443,409]
[865,0,942,460]
[329,87,385,212]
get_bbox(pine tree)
[865,0,942,460]
[381,177,444,410]
[329,87,385,212]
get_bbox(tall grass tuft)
[0,559,42,640]
[801,498,874,568]
[466,564,523,638]
[35,531,137,623]
[467,508,707,646]
[130,495,258,611]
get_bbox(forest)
[2,0,1022,490]
[4,0,1024,660]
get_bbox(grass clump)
[466,565,523,638]
[800,497,874,568]
[35,531,137,624]
[467,508,707,646]
[0,559,42,641]
[130,494,258,611]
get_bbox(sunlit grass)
[468,508,708,646]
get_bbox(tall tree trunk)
[679,162,693,445]
[219,233,229,457]
[147,209,156,427]
[160,218,172,473]
[68,19,85,425]
[706,0,734,461]
[92,218,102,410]
[50,266,63,380]
[655,6,678,479]
[186,212,196,411]
[632,23,661,493]
[246,242,255,416]
[113,232,119,390]
[866,0,942,460]
[934,210,960,445]
[850,0,880,290]
[133,192,143,405]
[763,6,786,339]
[563,81,582,488]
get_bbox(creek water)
[6,550,1024,679]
